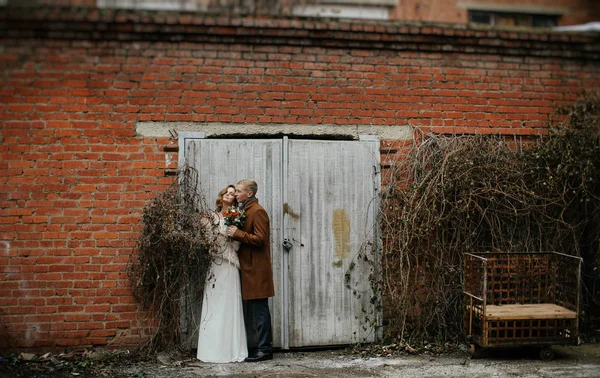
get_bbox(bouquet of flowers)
[223,206,246,228]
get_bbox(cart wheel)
[539,347,555,361]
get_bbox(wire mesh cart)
[463,252,582,360]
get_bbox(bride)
[197,185,248,363]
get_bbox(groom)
[226,179,274,362]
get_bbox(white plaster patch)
[165,153,174,168]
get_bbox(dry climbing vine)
[128,166,218,351]
[375,92,600,347]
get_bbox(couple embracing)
[197,179,274,363]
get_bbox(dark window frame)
[468,10,558,28]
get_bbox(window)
[469,10,558,28]
[97,0,204,11]
[292,4,389,20]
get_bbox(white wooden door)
[285,138,380,347]
[181,136,284,349]
[180,135,380,349]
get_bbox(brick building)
[395,0,598,25]
[1,1,600,350]
[297,0,599,26]
[2,0,599,24]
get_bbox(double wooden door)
[181,135,380,348]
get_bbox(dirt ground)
[2,343,600,378]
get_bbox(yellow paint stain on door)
[332,209,350,259]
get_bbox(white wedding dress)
[197,215,248,363]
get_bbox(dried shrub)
[128,167,218,351]
[381,92,600,346]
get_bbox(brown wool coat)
[232,199,275,300]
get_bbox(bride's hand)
[226,225,238,237]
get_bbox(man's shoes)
[244,351,273,362]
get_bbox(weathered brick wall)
[1,8,599,350]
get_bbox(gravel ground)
[2,344,600,378]
[133,344,600,378]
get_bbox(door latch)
[282,238,293,251]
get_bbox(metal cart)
[463,252,582,360]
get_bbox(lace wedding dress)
[197,215,248,363]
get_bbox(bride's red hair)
[215,185,236,212]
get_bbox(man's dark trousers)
[247,298,272,354]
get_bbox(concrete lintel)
[136,122,413,141]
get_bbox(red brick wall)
[1,9,599,350]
